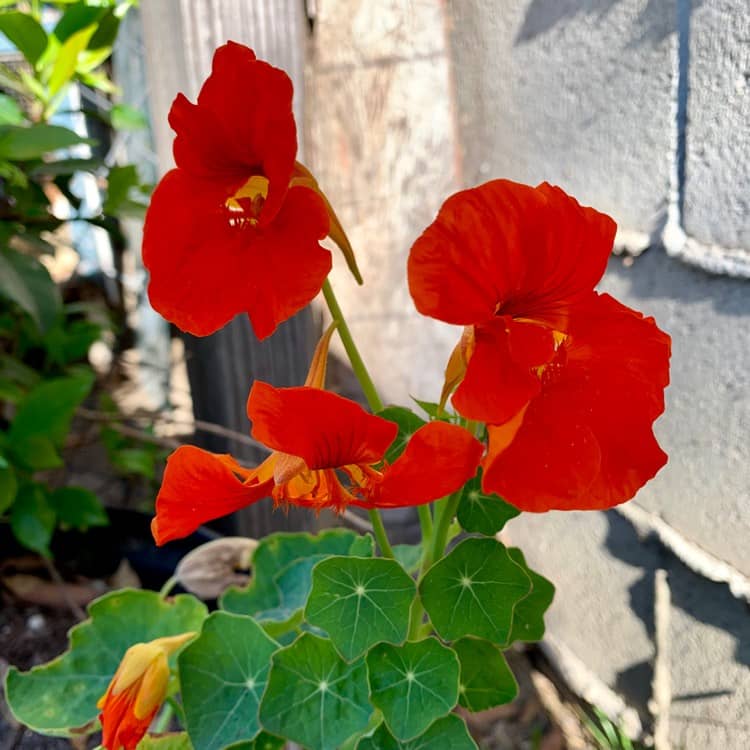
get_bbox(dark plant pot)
[0,507,219,593]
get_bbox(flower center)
[225,175,269,226]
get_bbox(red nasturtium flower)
[143,41,358,340]
[151,330,483,545]
[98,633,194,750]
[408,179,671,512]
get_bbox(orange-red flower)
[142,41,333,339]
[98,633,194,750]
[408,179,671,512]
[151,384,482,545]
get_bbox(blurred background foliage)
[0,0,160,557]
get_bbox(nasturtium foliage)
[305,556,416,660]
[136,734,192,750]
[179,612,278,750]
[5,589,207,735]
[419,537,532,645]
[456,469,520,535]
[392,543,423,574]
[259,633,372,750]
[223,732,286,750]
[506,547,555,643]
[356,715,478,750]
[453,637,518,712]
[221,529,373,616]
[366,638,460,741]
[376,406,426,462]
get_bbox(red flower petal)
[151,446,272,545]
[407,180,616,328]
[363,422,483,508]
[482,294,670,511]
[100,683,154,750]
[168,41,296,223]
[247,383,398,469]
[143,172,331,339]
[452,318,551,424]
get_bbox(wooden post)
[139,0,319,536]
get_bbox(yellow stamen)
[225,175,269,224]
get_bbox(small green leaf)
[0,464,17,514]
[11,435,62,471]
[28,157,99,177]
[226,732,286,750]
[110,103,148,131]
[376,407,425,463]
[53,2,107,43]
[10,483,55,555]
[0,11,48,66]
[456,470,520,536]
[306,556,416,661]
[419,537,531,645]
[110,447,155,478]
[506,548,555,644]
[49,486,107,530]
[48,24,96,97]
[392,544,422,574]
[259,633,372,750]
[221,529,372,615]
[9,372,94,448]
[179,612,278,750]
[453,637,518,712]
[137,734,192,750]
[0,249,61,332]
[366,638,460,741]
[357,715,478,750]
[0,124,92,160]
[0,93,25,125]
[5,589,207,736]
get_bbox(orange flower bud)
[97,633,194,750]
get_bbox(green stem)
[321,279,393,558]
[153,702,174,733]
[417,504,433,539]
[426,493,461,573]
[367,507,395,558]
[159,575,178,599]
[321,280,383,412]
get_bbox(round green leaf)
[419,537,531,645]
[224,732,285,750]
[179,612,278,750]
[221,529,373,615]
[5,589,207,736]
[259,633,371,750]
[366,638,459,741]
[357,715,478,750]
[0,124,93,161]
[506,548,555,644]
[456,470,520,535]
[453,637,518,712]
[305,556,416,661]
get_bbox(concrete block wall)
[307,1,749,746]
[444,1,750,745]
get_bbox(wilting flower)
[151,328,482,545]
[408,179,670,512]
[98,633,194,750]
[142,42,358,340]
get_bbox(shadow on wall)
[604,249,749,317]
[603,510,749,724]
[515,0,704,47]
